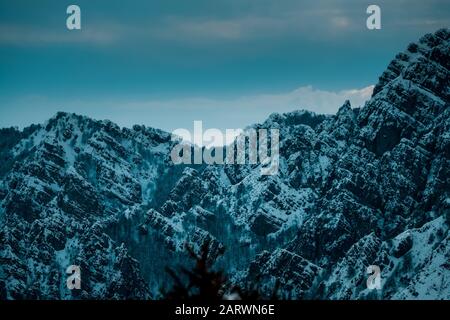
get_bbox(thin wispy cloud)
[1,1,447,48]
[0,24,119,46]
[0,85,374,132]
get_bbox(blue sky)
[0,0,449,133]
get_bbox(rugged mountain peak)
[373,28,449,98]
[1,29,449,300]
[262,109,328,130]
[358,28,449,158]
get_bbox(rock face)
[0,29,449,300]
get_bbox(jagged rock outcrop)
[0,29,449,300]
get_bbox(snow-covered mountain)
[1,28,449,300]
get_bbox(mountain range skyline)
[1,0,450,133]
[1,28,449,300]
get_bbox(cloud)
[393,18,450,28]
[150,84,373,116]
[0,2,361,48]
[0,85,374,136]
[0,24,119,46]
[331,16,351,28]
[147,10,356,44]
[2,1,447,48]
[153,18,245,41]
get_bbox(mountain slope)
[0,28,449,300]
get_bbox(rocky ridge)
[0,29,449,300]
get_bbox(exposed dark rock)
[0,29,449,300]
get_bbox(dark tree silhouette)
[164,240,226,301]
[163,240,279,301]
